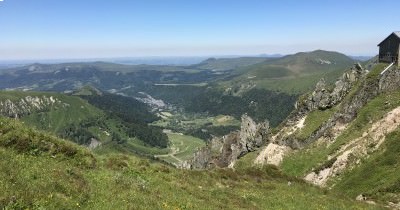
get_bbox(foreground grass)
[0,117,381,209]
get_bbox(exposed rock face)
[182,114,269,169]
[88,138,102,150]
[239,115,269,153]
[0,96,62,118]
[297,63,365,112]
[269,63,366,150]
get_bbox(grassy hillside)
[0,90,170,154]
[21,95,104,134]
[332,128,400,204]
[0,117,381,209]
[230,62,400,206]
[274,90,400,207]
[220,50,354,94]
[0,91,104,133]
[280,64,391,177]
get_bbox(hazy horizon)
[0,0,398,60]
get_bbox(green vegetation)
[80,92,159,124]
[222,50,354,94]
[333,129,400,204]
[148,85,297,127]
[294,107,336,141]
[169,133,204,159]
[0,117,381,209]
[21,95,103,134]
[366,63,388,83]
[152,112,240,141]
[155,133,205,165]
[281,89,400,177]
[191,57,267,71]
[0,90,169,156]
[234,149,261,171]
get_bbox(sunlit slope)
[0,117,380,209]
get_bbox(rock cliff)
[182,114,269,169]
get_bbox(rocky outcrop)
[0,96,62,118]
[255,63,369,165]
[269,63,366,149]
[239,115,269,153]
[88,138,102,150]
[254,62,400,188]
[296,63,365,113]
[182,114,269,169]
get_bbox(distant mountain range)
[0,50,360,127]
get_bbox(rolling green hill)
[221,50,355,94]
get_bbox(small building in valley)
[378,32,400,64]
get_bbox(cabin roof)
[378,32,400,46]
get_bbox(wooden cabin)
[378,32,400,65]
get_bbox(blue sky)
[0,0,399,60]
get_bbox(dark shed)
[378,32,400,64]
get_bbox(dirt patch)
[216,115,234,123]
[254,143,291,166]
[285,116,307,136]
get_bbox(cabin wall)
[379,34,400,63]
[398,44,400,66]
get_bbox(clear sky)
[0,0,399,60]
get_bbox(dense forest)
[145,85,298,127]
[80,93,168,148]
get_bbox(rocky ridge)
[252,61,400,191]
[0,95,63,118]
[266,63,366,152]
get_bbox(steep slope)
[0,91,103,133]
[0,117,380,209]
[220,50,355,93]
[234,60,400,207]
